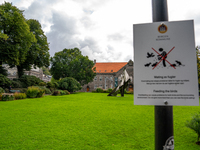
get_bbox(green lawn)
[0,93,199,150]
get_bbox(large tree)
[0,2,35,76]
[50,48,96,85]
[16,19,50,78]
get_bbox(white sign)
[134,20,199,106]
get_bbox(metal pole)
[152,0,174,150]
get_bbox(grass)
[0,93,199,149]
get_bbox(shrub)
[37,89,45,98]
[106,88,113,93]
[14,92,27,100]
[11,80,23,88]
[126,91,133,94]
[46,82,53,88]
[32,86,51,94]
[63,90,70,95]
[58,90,66,95]
[1,95,14,101]
[52,91,60,96]
[39,82,46,86]
[44,88,51,94]
[96,88,103,93]
[4,88,9,93]
[18,75,43,88]
[186,112,200,142]
[0,94,2,101]
[26,87,39,98]
[59,77,81,92]
[0,87,5,94]
[0,74,11,88]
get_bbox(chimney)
[94,59,96,64]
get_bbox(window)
[94,76,97,81]
[99,77,102,81]
[94,84,97,89]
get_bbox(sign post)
[152,1,174,150]
[133,0,199,150]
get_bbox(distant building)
[3,64,51,82]
[81,60,134,92]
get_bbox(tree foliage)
[0,2,35,71]
[0,74,11,88]
[50,48,96,85]
[59,77,81,92]
[16,19,50,78]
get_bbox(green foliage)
[26,87,39,98]
[44,88,51,94]
[186,112,200,142]
[0,74,11,88]
[57,90,66,95]
[50,48,96,85]
[18,75,43,88]
[0,65,8,76]
[106,88,113,93]
[0,87,5,94]
[63,90,70,95]
[1,95,14,101]
[39,82,46,86]
[14,92,26,100]
[126,90,133,94]
[52,91,60,96]
[16,19,50,78]
[0,2,35,74]
[59,77,81,92]
[46,82,53,88]
[196,47,200,85]
[95,88,103,93]
[11,80,23,88]
[42,66,51,75]
[37,89,45,98]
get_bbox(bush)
[52,91,60,96]
[44,88,51,94]
[14,92,27,100]
[11,80,23,88]
[0,74,11,88]
[26,87,39,98]
[126,91,133,94]
[106,88,113,93]
[0,87,5,94]
[57,90,66,95]
[46,82,53,88]
[186,112,200,142]
[32,86,51,94]
[63,90,70,95]
[1,95,14,101]
[39,82,46,86]
[59,77,81,92]
[96,88,103,93]
[18,75,43,88]
[37,89,45,98]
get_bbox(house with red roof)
[81,60,134,92]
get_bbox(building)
[81,60,134,92]
[3,64,51,82]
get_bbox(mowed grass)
[0,93,199,150]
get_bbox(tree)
[16,19,50,78]
[42,66,51,75]
[0,2,35,76]
[50,48,96,85]
[59,77,81,92]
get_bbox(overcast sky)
[1,0,200,62]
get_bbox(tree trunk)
[17,65,24,78]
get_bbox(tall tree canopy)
[0,2,35,72]
[50,48,96,85]
[16,19,50,78]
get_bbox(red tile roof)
[94,62,127,73]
